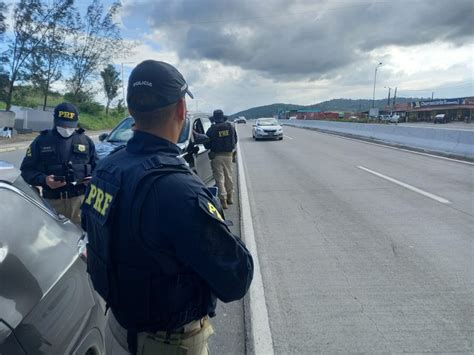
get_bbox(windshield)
[258,119,279,126]
[107,117,135,142]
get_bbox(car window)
[258,119,278,126]
[107,117,135,142]
[0,187,79,330]
[193,118,205,134]
[201,117,212,132]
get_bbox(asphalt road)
[238,124,473,353]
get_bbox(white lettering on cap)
[133,81,152,87]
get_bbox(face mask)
[56,126,76,138]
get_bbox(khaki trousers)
[46,195,84,225]
[210,153,233,200]
[105,312,214,355]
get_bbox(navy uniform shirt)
[20,128,97,188]
[129,132,253,303]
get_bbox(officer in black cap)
[81,60,254,355]
[20,102,97,224]
[205,109,238,209]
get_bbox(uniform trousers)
[210,152,234,200]
[105,311,214,355]
[46,195,83,225]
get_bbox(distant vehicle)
[252,117,284,140]
[0,161,106,355]
[434,114,449,124]
[389,114,400,123]
[289,116,297,120]
[96,114,215,185]
[235,117,247,124]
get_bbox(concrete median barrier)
[283,120,474,160]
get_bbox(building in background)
[408,97,474,122]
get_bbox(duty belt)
[43,186,85,200]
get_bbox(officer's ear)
[176,98,187,123]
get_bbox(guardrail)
[283,120,474,159]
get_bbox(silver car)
[252,118,284,140]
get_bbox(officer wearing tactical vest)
[81,60,253,355]
[20,103,97,224]
[205,110,237,209]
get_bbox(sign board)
[412,97,473,108]
[369,108,379,117]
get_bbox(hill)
[232,97,416,119]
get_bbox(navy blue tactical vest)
[82,148,216,332]
[38,129,92,182]
[209,122,236,153]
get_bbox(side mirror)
[99,133,108,142]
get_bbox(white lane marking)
[237,142,274,354]
[357,166,451,204]
[284,135,293,139]
[283,125,474,166]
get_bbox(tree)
[0,1,7,40]
[100,64,120,115]
[4,0,73,110]
[27,7,74,110]
[68,0,127,102]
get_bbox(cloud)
[124,0,474,80]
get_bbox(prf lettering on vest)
[85,184,113,216]
[58,111,76,120]
[218,130,230,137]
[208,202,224,221]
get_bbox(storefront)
[408,97,474,122]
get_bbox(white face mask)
[56,126,76,138]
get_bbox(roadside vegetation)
[0,0,133,130]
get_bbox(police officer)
[205,110,237,209]
[81,60,253,355]
[20,103,97,225]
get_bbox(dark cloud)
[126,0,474,80]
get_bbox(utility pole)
[431,92,434,100]
[387,87,391,106]
[393,87,397,108]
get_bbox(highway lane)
[238,124,473,353]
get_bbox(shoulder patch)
[198,195,225,223]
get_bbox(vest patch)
[218,130,230,137]
[83,177,119,223]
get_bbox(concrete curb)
[236,142,274,355]
[283,121,474,162]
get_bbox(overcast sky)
[4,0,474,113]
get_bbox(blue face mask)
[56,126,75,138]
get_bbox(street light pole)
[372,62,382,109]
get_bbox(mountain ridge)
[232,97,417,118]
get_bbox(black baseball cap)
[54,102,79,128]
[127,60,194,113]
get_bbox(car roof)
[0,160,20,184]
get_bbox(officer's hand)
[45,175,67,189]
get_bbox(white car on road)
[252,118,284,140]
